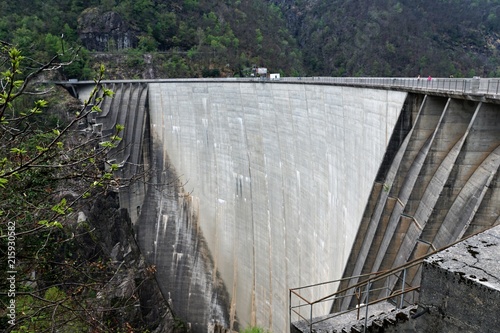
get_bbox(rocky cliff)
[77,8,138,52]
[82,192,180,332]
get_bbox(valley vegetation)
[0,46,178,332]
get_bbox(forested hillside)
[284,0,500,77]
[1,0,499,78]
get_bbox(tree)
[0,43,153,332]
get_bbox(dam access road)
[66,77,500,333]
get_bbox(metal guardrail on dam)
[287,77,500,98]
[289,228,493,333]
[61,76,500,100]
[290,260,421,333]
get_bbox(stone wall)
[414,225,500,332]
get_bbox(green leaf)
[99,141,116,148]
[51,198,67,215]
[1,69,12,79]
[0,178,8,187]
[30,107,43,114]
[101,172,112,180]
[10,147,27,154]
[103,88,114,97]
[38,220,63,229]
[35,99,48,108]
[52,221,63,229]
[8,47,22,59]
[38,220,49,226]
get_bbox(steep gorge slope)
[2,0,500,78]
[273,0,500,77]
[74,0,500,77]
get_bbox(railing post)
[400,268,407,309]
[289,289,292,333]
[364,282,370,333]
[385,275,389,298]
[310,302,313,333]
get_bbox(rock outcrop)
[77,8,138,51]
[83,191,181,333]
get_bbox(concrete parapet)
[415,225,500,332]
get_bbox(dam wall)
[333,96,500,314]
[145,81,407,332]
[69,78,500,332]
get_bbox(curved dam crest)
[145,81,407,331]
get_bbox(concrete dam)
[72,78,500,332]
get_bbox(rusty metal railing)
[289,229,489,333]
[289,259,422,333]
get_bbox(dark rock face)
[135,141,235,333]
[77,8,138,51]
[85,192,178,333]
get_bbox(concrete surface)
[292,302,418,333]
[72,79,499,333]
[335,95,500,312]
[415,225,500,332]
[145,82,407,332]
